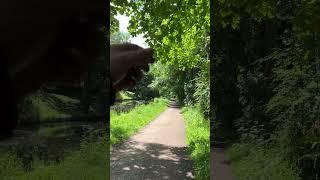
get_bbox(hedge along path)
[110,107,194,180]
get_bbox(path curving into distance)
[111,104,194,180]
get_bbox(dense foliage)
[111,0,209,116]
[127,0,209,115]
[213,0,320,179]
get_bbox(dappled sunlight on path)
[111,108,194,180]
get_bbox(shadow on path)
[111,107,194,180]
[111,141,194,180]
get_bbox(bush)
[130,73,159,100]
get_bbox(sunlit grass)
[110,98,168,147]
[117,91,134,100]
[182,107,210,180]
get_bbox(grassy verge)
[2,136,108,180]
[110,98,168,147]
[227,143,300,180]
[181,107,210,180]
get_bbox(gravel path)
[111,107,194,180]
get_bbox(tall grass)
[181,107,210,180]
[110,98,168,146]
[227,143,300,180]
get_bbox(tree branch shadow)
[111,140,195,179]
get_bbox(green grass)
[181,107,210,180]
[19,92,78,123]
[110,98,168,147]
[0,152,24,178]
[227,143,300,180]
[2,137,108,180]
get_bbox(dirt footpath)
[111,107,195,180]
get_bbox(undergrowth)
[227,143,300,180]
